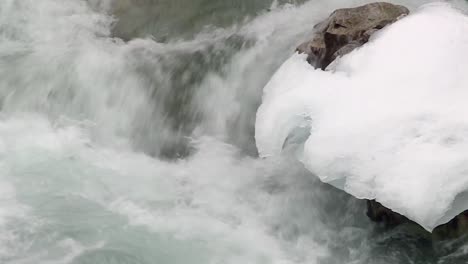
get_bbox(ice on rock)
[255,3,468,231]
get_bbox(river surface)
[0,0,467,263]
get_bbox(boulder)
[297,2,468,240]
[297,2,409,69]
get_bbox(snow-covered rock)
[255,3,468,232]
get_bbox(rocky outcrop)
[297,2,409,69]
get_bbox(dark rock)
[367,199,468,240]
[297,2,409,69]
[433,211,468,240]
[366,200,409,227]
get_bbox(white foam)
[0,114,306,263]
[256,3,468,231]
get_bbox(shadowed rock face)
[367,200,468,240]
[433,211,468,240]
[366,200,409,227]
[297,2,409,69]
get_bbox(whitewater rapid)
[0,0,467,263]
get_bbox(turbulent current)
[0,0,467,264]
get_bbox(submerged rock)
[297,2,409,69]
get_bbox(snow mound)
[255,3,468,231]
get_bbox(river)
[0,0,466,263]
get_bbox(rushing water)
[0,0,467,263]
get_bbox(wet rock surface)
[366,200,409,227]
[367,200,468,240]
[297,2,409,69]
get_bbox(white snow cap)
[255,3,468,232]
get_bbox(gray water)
[0,0,467,263]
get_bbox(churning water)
[0,0,467,263]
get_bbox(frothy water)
[0,0,466,263]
